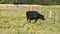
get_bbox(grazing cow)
[26,11,45,22]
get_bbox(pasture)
[0,4,60,34]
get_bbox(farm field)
[0,4,60,34]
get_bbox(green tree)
[4,0,14,4]
[0,0,4,3]
[0,0,60,5]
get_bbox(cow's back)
[26,11,38,19]
[26,11,38,17]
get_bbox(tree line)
[0,0,60,5]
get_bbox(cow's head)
[38,14,45,20]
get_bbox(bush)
[0,0,60,5]
[0,0,15,4]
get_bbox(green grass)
[0,4,60,34]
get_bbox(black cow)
[26,11,45,22]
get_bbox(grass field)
[0,4,60,34]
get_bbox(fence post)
[54,11,55,22]
[58,13,60,22]
[49,10,52,18]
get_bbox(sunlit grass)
[0,4,60,34]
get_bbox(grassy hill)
[0,4,60,34]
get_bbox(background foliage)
[0,0,60,5]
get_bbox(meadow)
[0,4,60,34]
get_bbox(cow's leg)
[29,20,31,22]
[27,19,31,22]
[35,19,37,22]
[27,18,28,22]
[26,17,28,22]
